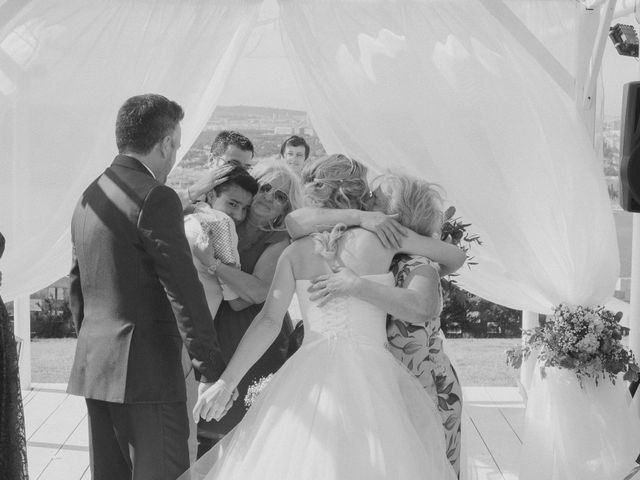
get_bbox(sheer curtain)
[0,0,262,300]
[279,0,619,313]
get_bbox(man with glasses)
[208,130,254,168]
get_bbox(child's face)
[207,184,253,224]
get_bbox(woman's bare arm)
[194,254,296,421]
[214,239,289,305]
[286,208,406,248]
[397,230,466,275]
[308,264,440,323]
[286,208,464,275]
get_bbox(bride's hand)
[308,266,360,307]
[358,211,407,249]
[193,380,238,423]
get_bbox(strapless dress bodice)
[295,273,393,348]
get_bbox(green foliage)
[440,206,481,273]
[439,206,520,338]
[441,283,521,338]
[31,298,75,338]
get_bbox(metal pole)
[583,0,618,110]
[575,4,603,135]
[14,295,31,390]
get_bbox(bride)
[187,154,463,480]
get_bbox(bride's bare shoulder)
[341,227,387,251]
[283,228,383,261]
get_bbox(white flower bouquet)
[506,304,639,386]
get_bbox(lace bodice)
[295,273,394,348]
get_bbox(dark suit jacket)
[67,155,225,403]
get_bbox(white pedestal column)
[629,215,640,418]
[519,310,540,402]
[13,295,31,390]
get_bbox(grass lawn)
[30,337,522,386]
[446,338,521,386]
[30,338,77,384]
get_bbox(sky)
[217,3,640,118]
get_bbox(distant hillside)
[213,105,306,118]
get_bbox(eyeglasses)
[208,154,243,169]
[258,183,289,205]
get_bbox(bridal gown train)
[184,273,457,480]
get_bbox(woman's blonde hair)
[249,158,303,230]
[378,173,444,237]
[301,154,369,210]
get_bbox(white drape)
[279,0,619,313]
[0,0,261,300]
[0,0,620,313]
[520,367,640,479]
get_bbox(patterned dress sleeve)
[387,254,443,407]
[389,254,462,476]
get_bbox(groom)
[68,94,230,480]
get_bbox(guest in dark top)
[0,231,29,479]
[192,158,302,458]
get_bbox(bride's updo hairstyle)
[301,154,370,210]
[302,154,369,266]
[377,173,445,238]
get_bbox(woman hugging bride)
[185,154,464,480]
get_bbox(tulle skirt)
[181,333,457,480]
[519,366,640,480]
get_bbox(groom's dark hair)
[0,231,5,258]
[116,94,184,155]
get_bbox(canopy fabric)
[0,0,261,299]
[0,0,620,315]
[279,0,618,313]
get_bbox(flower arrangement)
[440,206,481,302]
[244,374,274,408]
[506,303,640,386]
[440,206,481,270]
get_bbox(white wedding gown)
[182,273,457,480]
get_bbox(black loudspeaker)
[620,81,640,213]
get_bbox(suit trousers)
[85,398,190,480]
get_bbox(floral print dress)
[387,255,463,477]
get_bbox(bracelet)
[206,258,222,275]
